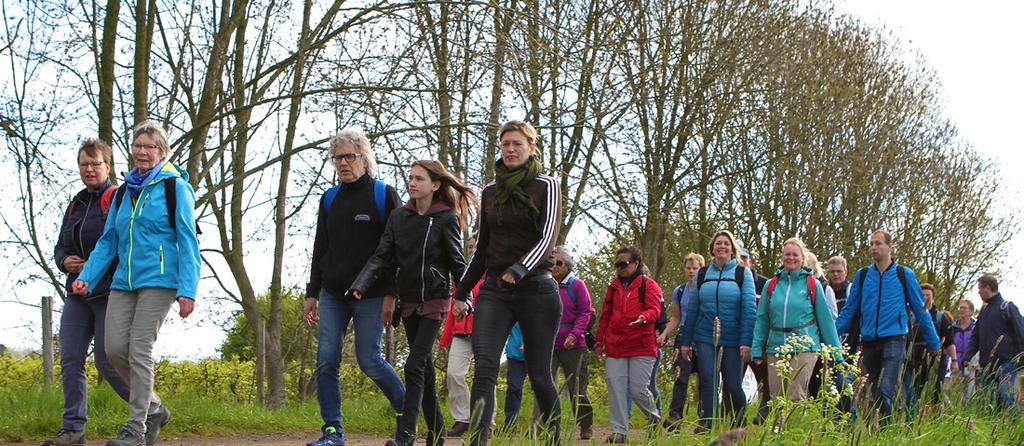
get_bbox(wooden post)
[42,295,54,387]
[256,318,266,404]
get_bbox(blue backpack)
[322,178,388,223]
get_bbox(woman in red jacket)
[595,246,663,443]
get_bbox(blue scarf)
[124,161,166,199]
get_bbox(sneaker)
[308,427,345,446]
[662,411,682,431]
[605,433,627,444]
[41,429,85,446]
[144,405,171,445]
[106,425,145,446]
[446,422,469,437]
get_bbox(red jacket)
[440,279,483,348]
[596,275,663,358]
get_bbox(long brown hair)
[411,160,478,229]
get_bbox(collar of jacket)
[710,258,738,272]
[401,198,451,215]
[340,173,373,191]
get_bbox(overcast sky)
[3,1,1022,358]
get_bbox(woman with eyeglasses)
[349,160,476,446]
[595,246,662,443]
[677,230,756,432]
[72,121,200,446]
[46,139,131,446]
[452,120,562,446]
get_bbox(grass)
[4,380,1024,445]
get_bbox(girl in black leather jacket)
[350,160,476,446]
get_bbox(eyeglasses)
[131,143,160,151]
[554,260,565,267]
[614,260,633,269]
[78,161,106,170]
[329,152,363,164]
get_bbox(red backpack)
[65,185,118,219]
[763,273,819,333]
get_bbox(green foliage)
[219,288,311,363]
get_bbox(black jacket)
[306,174,401,299]
[54,182,117,299]
[966,293,1024,368]
[350,200,466,302]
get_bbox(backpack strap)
[99,185,117,215]
[164,177,177,230]
[373,179,387,223]
[895,264,911,304]
[322,185,341,214]
[566,276,579,309]
[114,183,128,209]
[807,274,817,306]
[735,265,746,289]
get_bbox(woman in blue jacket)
[45,139,131,446]
[73,120,200,446]
[677,230,756,431]
[751,238,842,404]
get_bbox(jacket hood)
[771,267,814,280]
[152,162,188,183]
[402,199,452,216]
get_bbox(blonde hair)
[132,120,171,158]
[330,128,377,176]
[498,120,539,144]
[683,252,706,267]
[708,230,742,262]
[805,251,823,276]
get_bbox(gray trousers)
[105,288,176,432]
[605,356,660,435]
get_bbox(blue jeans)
[315,289,405,432]
[60,295,130,431]
[694,343,745,428]
[860,336,905,425]
[504,358,527,424]
[980,361,1020,414]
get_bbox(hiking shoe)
[144,405,171,445]
[106,425,144,446]
[605,433,627,444]
[308,427,344,446]
[753,404,770,425]
[579,426,593,440]
[446,422,469,437]
[663,411,683,431]
[41,429,85,446]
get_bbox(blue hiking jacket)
[834,261,939,351]
[678,259,756,348]
[751,268,843,360]
[78,163,201,299]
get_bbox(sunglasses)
[614,260,633,269]
[554,260,565,267]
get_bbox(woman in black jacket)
[47,139,131,446]
[350,160,476,446]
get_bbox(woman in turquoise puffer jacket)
[752,237,842,403]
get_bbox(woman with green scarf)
[452,121,563,445]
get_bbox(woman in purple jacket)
[952,299,977,395]
[549,246,594,439]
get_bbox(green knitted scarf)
[494,155,542,226]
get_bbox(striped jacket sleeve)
[507,176,561,280]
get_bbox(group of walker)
[48,119,1023,446]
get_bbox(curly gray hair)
[329,128,377,176]
[552,245,575,271]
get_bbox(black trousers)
[396,312,446,444]
[469,274,562,445]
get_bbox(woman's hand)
[678,345,692,361]
[740,346,752,364]
[72,280,89,295]
[381,295,397,323]
[177,297,195,319]
[63,255,85,274]
[453,299,470,321]
[563,335,577,349]
[351,290,363,300]
[500,271,518,287]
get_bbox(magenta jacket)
[556,274,594,350]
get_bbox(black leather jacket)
[350,200,466,302]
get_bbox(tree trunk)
[97,0,119,149]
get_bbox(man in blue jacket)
[964,275,1024,413]
[835,229,940,425]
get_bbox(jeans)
[860,336,905,425]
[468,275,562,446]
[980,361,1020,414]
[668,351,697,416]
[396,312,445,444]
[315,289,405,433]
[694,343,746,429]
[504,358,527,424]
[105,288,176,433]
[60,295,130,431]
